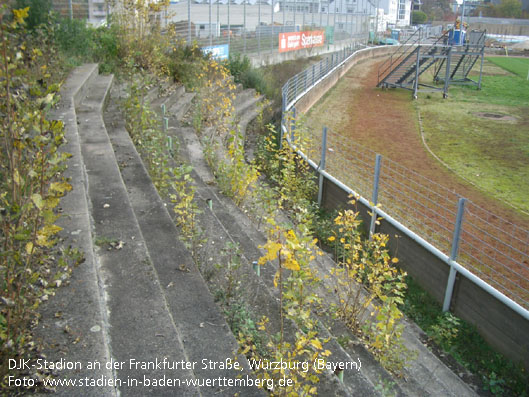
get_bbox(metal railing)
[281,46,529,321]
[376,28,424,85]
[282,44,359,111]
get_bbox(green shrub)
[14,0,51,31]
[92,25,120,73]
[53,17,94,58]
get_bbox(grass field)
[487,56,529,79]
[418,57,529,214]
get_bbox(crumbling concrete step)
[34,63,115,397]
[103,85,263,396]
[168,91,195,121]
[76,74,199,396]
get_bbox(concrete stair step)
[34,63,116,397]
[75,73,200,396]
[150,84,186,112]
[168,91,196,122]
[103,84,263,396]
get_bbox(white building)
[88,0,107,25]
[378,0,411,28]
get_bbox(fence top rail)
[281,45,529,318]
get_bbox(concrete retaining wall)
[297,46,529,370]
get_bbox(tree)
[411,10,428,25]
[497,0,522,18]
[421,0,452,21]
[477,0,522,18]
[14,0,51,30]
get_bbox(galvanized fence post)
[317,127,328,207]
[369,154,382,239]
[243,0,247,53]
[312,64,316,86]
[443,197,467,312]
[187,0,191,45]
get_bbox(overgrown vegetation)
[403,277,528,396]
[326,202,411,375]
[0,4,85,390]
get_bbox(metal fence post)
[258,1,261,58]
[317,127,328,207]
[312,64,316,86]
[443,198,467,312]
[243,0,247,54]
[187,0,191,45]
[369,154,382,238]
[413,46,420,99]
[209,0,212,47]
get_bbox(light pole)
[459,0,466,45]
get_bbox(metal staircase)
[377,29,486,98]
[433,30,486,87]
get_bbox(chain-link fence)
[282,47,529,315]
[51,1,377,61]
[165,1,374,58]
[310,123,529,311]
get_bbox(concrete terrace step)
[75,72,201,396]
[34,64,115,397]
[103,84,263,396]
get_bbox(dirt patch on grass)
[306,56,529,307]
[474,112,517,122]
[309,57,529,227]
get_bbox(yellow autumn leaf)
[13,7,29,23]
[391,257,399,264]
[310,339,322,350]
[258,241,282,265]
[45,197,60,210]
[273,270,280,288]
[327,236,335,242]
[283,250,300,271]
[36,225,63,247]
[25,242,34,255]
[31,193,44,210]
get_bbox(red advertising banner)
[278,30,325,53]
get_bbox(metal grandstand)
[376,28,486,98]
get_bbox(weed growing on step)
[374,376,397,397]
[194,59,261,208]
[326,200,412,376]
[170,165,203,260]
[0,6,76,389]
[123,81,174,195]
[219,129,260,206]
[122,76,205,263]
[213,242,244,309]
[246,220,329,395]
